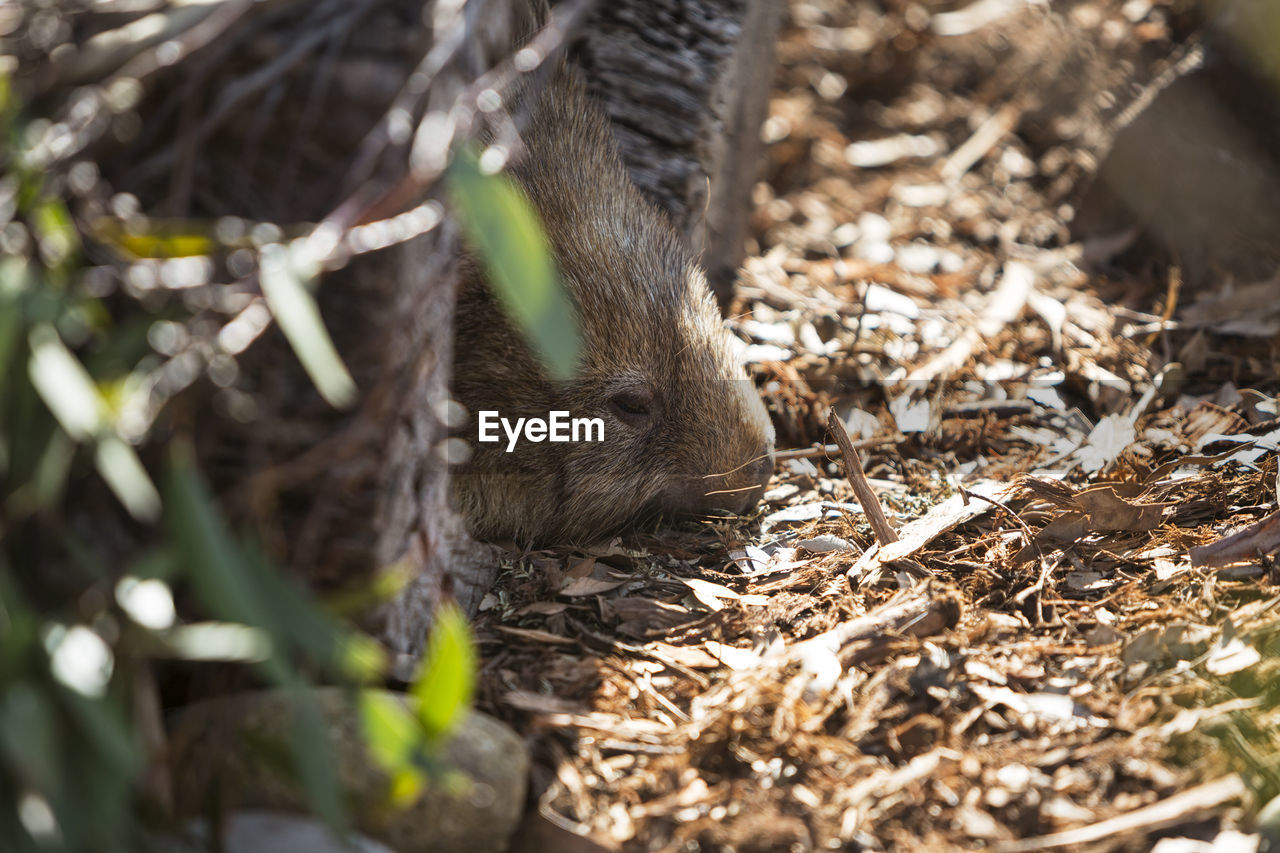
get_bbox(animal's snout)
[669,437,775,519]
[724,438,775,513]
[734,444,775,510]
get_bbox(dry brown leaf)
[1074,485,1168,532]
[607,597,696,637]
[495,625,577,646]
[561,576,627,597]
[1190,509,1280,568]
[565,556,598,579]
[645,642,722,669]
[515,601,570,617]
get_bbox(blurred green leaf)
[4,429,74,518]
[323,555,417,618]
[164,455,351,829]
[258,242,356,410]
[165,447,371,675]
[0,683,59,793]
[0,258,27,387]
[27,325,160,521]
[0,73,12,122]
[164,448,277,632]
[55,689,138,849]
[155,622,272,662]
[410,604,475,741]
[286,682,349,834]
[85,314,161,383]
[125,546,179,583]
[359,690,426,807]
[0,565,35,662]
[94,435,160,522]
[90,219,215,259]
[240,544,344,674]
[337,632,388,684]
[59,690,139,776]
[27,324,101,441]
[32,431,74,509]
[31,198,78,269]
[447,145,580,380]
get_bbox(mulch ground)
[479,1,1280,850]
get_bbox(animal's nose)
[689,438,774,517]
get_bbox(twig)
[774,438,894,461]
[28,0,262,171]
[826,409,898,546]
[939,102,1021,182]
[332,0,594,231]
[133,663,173,814]
[994,775,1246,852]
[789,585,962,664]
[1142,263,1181,348]
[202,6,355,148]
[683,586,962,743]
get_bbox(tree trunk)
[575,0,783,306]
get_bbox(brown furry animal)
[451,56,775,545]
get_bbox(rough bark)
[574,0,783,307]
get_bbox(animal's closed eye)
[609,388,654,423]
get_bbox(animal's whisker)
[702,449,776,480]
[702,484,761,497]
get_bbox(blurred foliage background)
[0,0,577,848]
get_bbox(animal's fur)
[452,56,775,544]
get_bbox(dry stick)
[826,409,898,546]
[1142,263,1182,349]
[774,437,894,461]
[334,0,594,230]
[788,587,962,665]
[993,774,1246,853]
[683,587,962,743]
[939,101,1021,182]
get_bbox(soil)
[479,1,1280,850]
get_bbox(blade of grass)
[28,325,159,520]
[258,241,356,410]
[410,603,475,742]
[447,145,580,380]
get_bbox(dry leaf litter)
[478,1,1280,850]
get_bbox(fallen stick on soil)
[846,478,1014,583]
[684,587,962,743]
[993,774,1246,852]
[827,409,898,546]
[940,101,1021,181]
[788,585,962,663]
[774,437,893,461]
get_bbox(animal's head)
[544,242,776,541]
[451,60,774,544]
